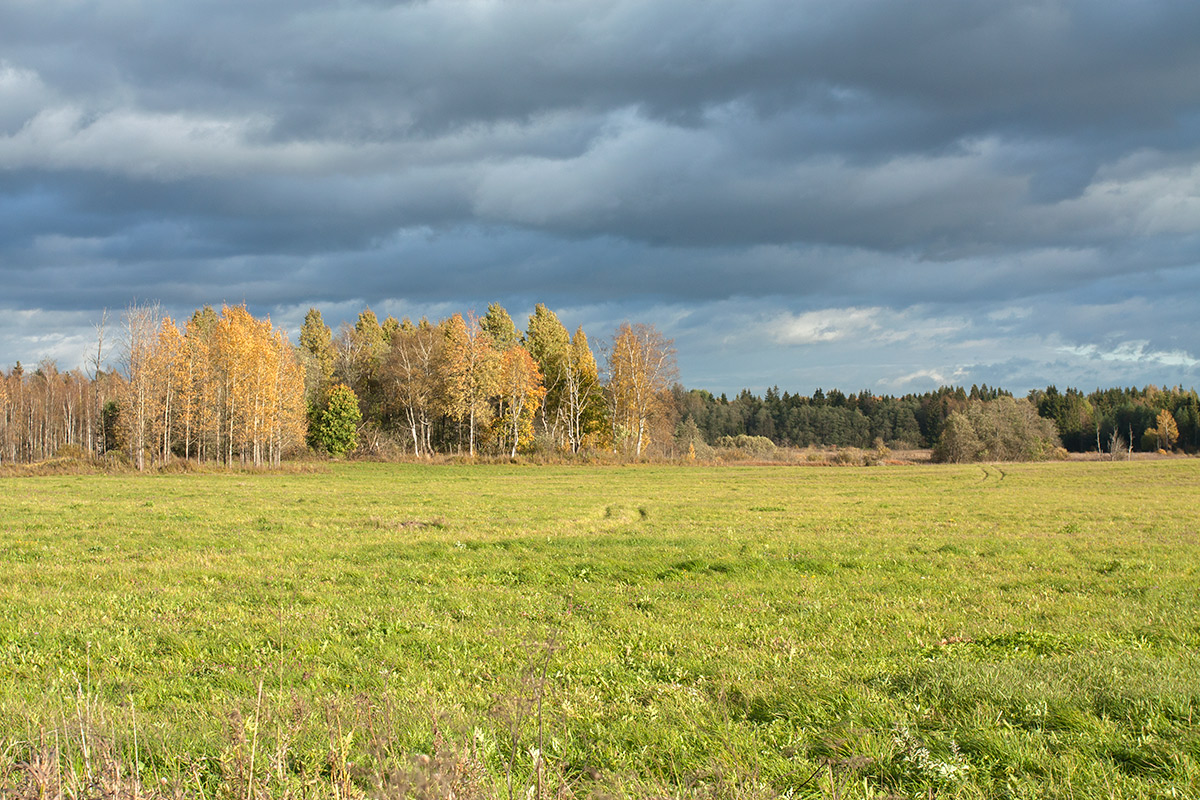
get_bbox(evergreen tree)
[308,383,361,458]
[299,308,335,404]
[525,304,571,445]
[481,303,521,350]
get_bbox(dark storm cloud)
[1,0,1198,391]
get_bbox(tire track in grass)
[977,465,1008,486]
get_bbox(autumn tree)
[1147,409,1179,451]
[183,306,219,462]
[213,306,256,465]
[147,317,184,464]
[382,318,446,456]
[118,302,162,470]
[5,303,304,468]
[0,369,10,463]
[496,345,545,457]
[381,314,402,342]
[2,363,30,463]
[268,329,308,466]
[208,305,308,467]
[140,304,306,468]
[562,327,605,452]
[606,323,678,457]
[443,313,500,456]
[0,362,93,463]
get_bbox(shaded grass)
[0,461,1198,797]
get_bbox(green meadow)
[1,460,1198,798]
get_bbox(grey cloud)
[4,1,1197,253]
[1,0,1198,394]
[6,2,1198,138]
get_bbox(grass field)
[1,460,1198,798]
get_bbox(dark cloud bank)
[1,0,1198,394]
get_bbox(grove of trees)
[2,303,307,469]
[0,300,682,466]
[299,303,624,458]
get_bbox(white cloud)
[1060,340,1199,369]
[879,367,968,390]
[770,307,881,345]
[987,306,1033,322]
[1039,153,1200,238]
[0,60,48,132]
[0,308,100,372]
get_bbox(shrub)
[715,434,776,454]
[54,443,90,460]
[307,384,362,458]
[933,397,1060,463]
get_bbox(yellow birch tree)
[606,322,678,457]
[444,312,500,456]
[496,345,545,457]
[148,317,184,464]
[118,302,161,470]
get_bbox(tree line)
[0,302,680,466]
[674,382,1199,457]
[2,299,1197,466]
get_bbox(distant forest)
[1,301,1197,466]
[675,382,1200,455]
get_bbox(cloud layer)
[2,0,1198,393]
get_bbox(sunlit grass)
[1,460,1198,797]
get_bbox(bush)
[933,412,984,463]
[933,397,1060,463]
[674,417,714,460]
[715,434,776,454]
[307,384,362,458]
[54,443,90,460]
[831,447,864,465]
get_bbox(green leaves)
[307,383,362,458]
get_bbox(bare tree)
[1107,429,1126,461]
[382,319,446,456]
[119,302,162,470]
[88,309,109,455]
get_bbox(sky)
[2,0,1198,396]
